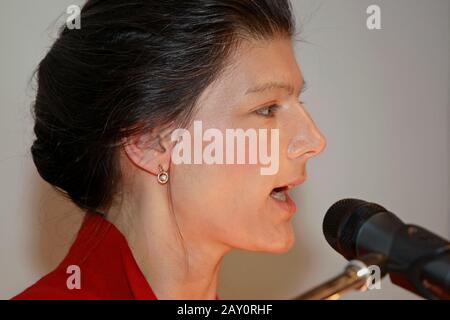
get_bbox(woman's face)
[170,37,327,253]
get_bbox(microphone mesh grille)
[322,199,365,251]
[323,198,386,259]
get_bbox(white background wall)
[1,0,449,300]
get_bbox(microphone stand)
[294,253,387,300]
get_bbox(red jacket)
[12,211,219,300]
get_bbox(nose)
[287,107,327,160]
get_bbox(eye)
[255,104,281,118]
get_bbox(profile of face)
[166,37,327,254]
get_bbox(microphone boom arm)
[294,253,387,300]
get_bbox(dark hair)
[31,0,296,213]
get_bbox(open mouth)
[268,178,305,215]
[269,184,297,216]
[270,186,289,202]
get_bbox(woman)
[13,0,326,300]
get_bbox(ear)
[122,128,174,176]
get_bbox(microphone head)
[322,198,387,259]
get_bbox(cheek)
[170,162,271,235]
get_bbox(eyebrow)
[245,80,306,96]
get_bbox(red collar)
[13,211,220,300]
[60,211,158,299]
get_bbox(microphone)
[322,198,450,299]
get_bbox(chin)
[268,237,295,254]
[237,225,296,253]
[262,229,296,254]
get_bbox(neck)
[106,182,229,299]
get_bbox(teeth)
[270,189,287,201]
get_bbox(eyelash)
[255,104,281,118]
[255,100,306,118]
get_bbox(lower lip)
[270,192,297,217]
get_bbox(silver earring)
[157,164,169,184]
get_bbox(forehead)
[228,37,303,88]
[196,38,304,113]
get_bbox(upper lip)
[273,175,307,191]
